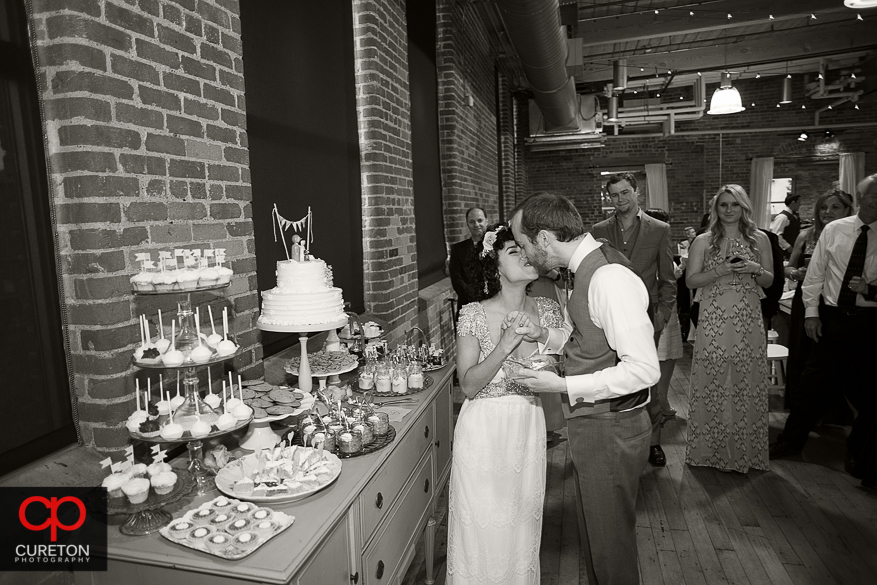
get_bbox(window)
[1,0,76,475]
[770,178,793,216]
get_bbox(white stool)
[767,344,788,393]
[767,329,779,344]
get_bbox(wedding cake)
[257,258,346,328]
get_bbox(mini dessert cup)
[186,525,214,544]
[367,412,390,436]
[225,517,252,534]
[232,502,255,517]
[211,497,233,513]
[168,519,193,539]
[191,507,216,525]
[206,532,232,552]
[252,520,277,537]
[249,508,274,523]
[210,513,233,528]
[338,428,363,455]
[232,531,260,550]
[354,420,375,446]
[311,428,336,452]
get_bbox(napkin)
[378,406,412,423]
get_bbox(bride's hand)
[504,310,543,342]
[497,312,527,355]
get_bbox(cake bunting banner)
[110,461,123,474]
[125,445,134,463]
[151,444,168,463]
[272,204,313,261]
[100,457,113,471]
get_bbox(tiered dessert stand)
[130,285,252,496]
[254,318,348,450]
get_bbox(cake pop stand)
[256,317,348,393]
[107,468,195,535]
[238,392,316,451]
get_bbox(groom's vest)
[562,244,651,418]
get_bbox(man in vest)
[449,207,488,320]
[769,194,801,259]
[511,192,660,585]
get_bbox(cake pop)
[154,309,171,354]
[231,376,252,420]
[160,390,184,440]
[206,306,223,349]
[170,372,185,409]
[224,374,241,411]
[162,321,185,366]
[216,307,238,356]
[190,397,211,438]
[203,368,222,411]
[155,378,170,421]
[216,384,237,430]
[190,307,213,364]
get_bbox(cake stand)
[256,317,348,393]
[238,391,315,451]
[107,469,195,535]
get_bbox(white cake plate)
[256,317,348,394]
[238,393,316,451]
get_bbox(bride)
[447,223,569,585]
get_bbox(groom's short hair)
[513,192,584,243]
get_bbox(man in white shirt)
[510,192,660,585]
[769,194,801,259]
[770,176,877,488]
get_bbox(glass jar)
[374,361,391,393]
[407,361,424,390]
[391,365,408,394]
[359,357,376,391]
[354,419,374,446]
[310,427,336,452]
[366,411,390,436]
[338,427,362,455]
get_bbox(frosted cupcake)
[151,471,178,495]
[129,463,148,479]
[216,265,233,285]
[177,269,199,291]
[147,461,172,478]
[152,272,176,292]
[130,272,154,292]
[121,478,150,504]
[102,473,130,498]
[198,268,220,287]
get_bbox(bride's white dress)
[446,298,564,585]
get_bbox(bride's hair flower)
[480,225,506,259]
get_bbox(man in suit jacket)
[448,207,487,320]
[591,173,676,467]
[759,229,786,332]
[511,192,659,585]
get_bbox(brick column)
[30,0,259,455]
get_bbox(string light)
[828,104,832,109]
[697,72,702,76]
[802,105,806,109]
[858,14,863,21]
[852,72,857,79]
[776,104,781,108]
[810,14,816,20]
[769,15,774,20]
[818,73,824,79]
[855,104,860,110]
[654,9,659,14]
[689,11,694,16]
[756,73,761,79]
[727,13,732,19]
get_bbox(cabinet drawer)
[362,452,434,585]
[360,402,434,541]
[433,378,453,487]
[296,515,351,585]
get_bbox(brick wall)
[351,0,419,341]
[437,0,500,242]
[525,74,877,241]
[30,0,258,455]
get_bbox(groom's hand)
[504,310,545,343]
[514,369,565,393]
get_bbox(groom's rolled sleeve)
[565,265,660,405]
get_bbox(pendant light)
[780,74,792,104]
[708,72,745,115]
[607,95,619,122]
[612,59,627,91]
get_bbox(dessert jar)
[407,361,424,390]
[366,411,390,436]
[338,427,363,455]
[374,362,391,393]
[391,366,408,394]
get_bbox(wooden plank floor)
[404,344,877,584]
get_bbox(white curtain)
[750,157,773,229]
[839,152,865,207]
[644,163,668,212]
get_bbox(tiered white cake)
[257,258,346,328]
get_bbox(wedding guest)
[592,173,676,467]
[770,194,802,259]
[782,190,854,409]
[511,194,659,585]
[447,222,568,585]
[449,207,488,320]
[685,185,774,472]
[770,176,877,489]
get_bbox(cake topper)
[271,204,313,261]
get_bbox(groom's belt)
[564,387,649,418]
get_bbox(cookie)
[267,405,296,415]
[241,387,257,400]
[249,397,273,408]
[269,388,298,404]
[253,407,268,419]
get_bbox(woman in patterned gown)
[685,185,775,472]
[783,190,853,409]
[447,223,568,585]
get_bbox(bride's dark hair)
[470,222,515,301]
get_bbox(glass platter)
[128,413,253,443]
[422,361,447,372]
[352,374,433,397]
[132,345,241,369]
[282,425,397,459]
[106,468,195,535]
[214,449,342,504]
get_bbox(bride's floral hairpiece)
[480,225,507,259]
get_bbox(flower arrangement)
[480,225,506,258]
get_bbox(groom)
[511,192,659,585]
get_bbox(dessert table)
[76,361,455,585]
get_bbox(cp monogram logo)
[19,496,87,542]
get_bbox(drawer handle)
[435,440,440,448]
[376,560,385,579]
[424,425,430,439]
[424,478,430,493]
[375,492,383,509]
[350,571,359,584]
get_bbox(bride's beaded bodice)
[457,296,565,400]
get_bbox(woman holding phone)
[684,185,774,472]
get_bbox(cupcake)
[249,508,273,523]
[232,531,259,550]
[190,507,216,525]
[252,520,277,537]
[121,478,150,504]
[216,266,233,285]
[151,471,178,495]
[152,272,176,292]
[177,269,199,291]
[206,532,232,552]
[198,268,220,287]
[129,463,148,478]
[225,517,251,534]
[168,519,193,539]
[131,271,154,292]
[232,502,255,517]
[209,513,233,528]
[147,461,172,477]
[186,525,213,544]
[102,473,129,499]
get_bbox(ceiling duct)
[495,0,578,131]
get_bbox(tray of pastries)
[285,351,358,377]
[160,495,294,560]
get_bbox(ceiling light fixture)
[780,75,793,104]
[607,96,619,122]
[708,72,745,115]
[798,132,808,141]
[612,59,627,90]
